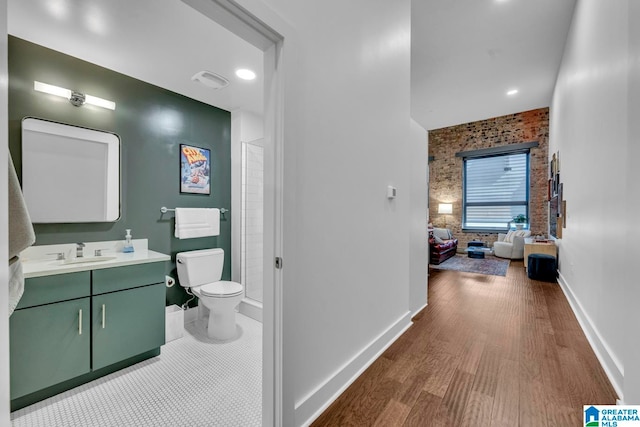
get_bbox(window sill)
[461,228,509,234]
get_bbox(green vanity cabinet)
[91,262,166,369]
[10,262,166,410]
[10,271,91,400]
[92,283,165,370]
[10,297,91,399]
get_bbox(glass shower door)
[241,139,264,303]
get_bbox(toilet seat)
[199,281,243,298]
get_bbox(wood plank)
[460,391,493,427]
[396,371,431,407]
[420,350,460,398]
[403,391,444,427]
[373,399,411,427]
[519,358,548,427]
[441,369,475,426]
[385,354,421,383]
[341,376,403,426]
[458,333,487,375]
[470,344,502,398]
[490,358,520,427]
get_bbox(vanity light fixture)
[507,89,519,96]
[235,68,256,81]
[33,81,116,110]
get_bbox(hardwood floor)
[311,261,617,426]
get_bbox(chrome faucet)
[76,242,85,258]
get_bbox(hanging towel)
[174,208,220,239]
[8,152,36,316]
[9,261,24,315]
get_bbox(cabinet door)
[10,298,91,399]
[92,283,165,370]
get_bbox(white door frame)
[181,1,284,425]
[1,0,11,424]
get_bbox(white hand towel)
[9,259,24,316]
[9,153,35,260]
[174,208,220,239]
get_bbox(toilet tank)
[176,248,224,288]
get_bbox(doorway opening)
[4,0,284,425]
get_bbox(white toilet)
[176,248,244,340]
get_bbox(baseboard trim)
[557,272,624,400]
[296,311,413,426]
[411,302,428,319]
[239,298,263,323]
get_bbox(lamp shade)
[438,203,453,214]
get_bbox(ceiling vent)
[191,71,229,90]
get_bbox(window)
[463,152,529,231]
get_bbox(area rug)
[430,254,510,277]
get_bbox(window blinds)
[463,152,528,229]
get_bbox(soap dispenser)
[123,229,135,253]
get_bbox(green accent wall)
[8,36,232,307]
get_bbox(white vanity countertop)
[20,239,170,278]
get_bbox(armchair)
[493,230,531,259]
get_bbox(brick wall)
[428,108,549,249]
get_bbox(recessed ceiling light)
[235,69,256,81]
[507,89,519,96]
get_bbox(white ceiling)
[8,0,264,115]
[8,0,576,132]
[411,0,577,130]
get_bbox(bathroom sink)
[63,256,117,265]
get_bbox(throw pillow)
[433,228,450,241]
[434,236,444,244]
[504,230,515,243]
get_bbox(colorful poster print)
[180,145,211,194]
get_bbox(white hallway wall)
[624,0,640,405]
[409,119,428,316]
[550,0,639,402]
[234,0,416,424]
[0,1,421,424]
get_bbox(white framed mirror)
[21,117,121,223]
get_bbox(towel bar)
[160,206,228,214]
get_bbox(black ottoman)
[528,254,557,282]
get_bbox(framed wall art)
[180,144,211,195]
[550,196,559,238]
